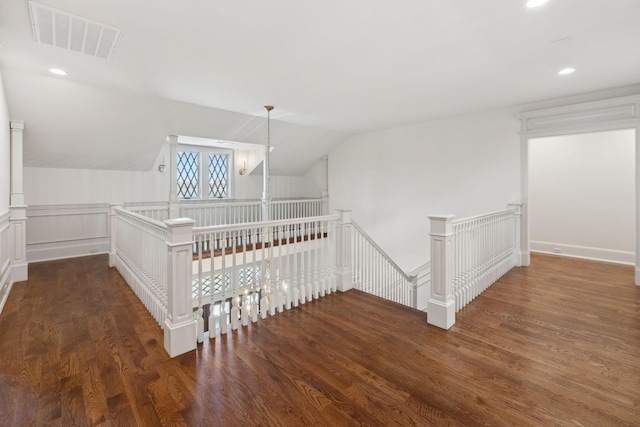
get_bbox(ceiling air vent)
[28,1,121,60]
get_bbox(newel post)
[507,201,523,267]
[334,209,353,292]
[108,203,124,267]
[427,215,456,330]
[164,218,196,357]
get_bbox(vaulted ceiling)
[1,0,639,173]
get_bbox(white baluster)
[241,301,249,327]
[251,294,259,323]
[292,285,299,308]
[197,306,204,343]
[220,299,227,335]
[277,283,285,313]
[231,297,239,330]
[284,282,292,310]
[268,285,276,316]
[299,282,306,305]
[260,289,268,319]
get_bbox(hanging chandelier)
[261,105,276,318]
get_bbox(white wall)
[0,68,9,212]
[529,130,635,264]
[25,167,169,205]
[24,141,170,205]
[235,174,305,200]
[25,148,324,205]
[303,157,328,198]
[0,67,13,312]
[329,108,521,271]
[234,156,327,200]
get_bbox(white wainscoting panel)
[27,204,111,262]
[531,240,634,265]
[0,211,12,313]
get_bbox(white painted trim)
[26,203,111,262]
[27,240,110,263]
[0,280,14,315]
[531,241,634,265]
[518,94,640,138]
[410,262,431,312]
[518,94,640,285]
[0,210,13,314]
[27,203,110,213]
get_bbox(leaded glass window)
[177,151,199,198]
[209,154,229,198]
[176,145,232,200]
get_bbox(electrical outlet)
[552,248,562,254]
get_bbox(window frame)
[177,144,233,200]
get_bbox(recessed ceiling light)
[558,67,576,75]
[527,0,549,8]
[48,68,67,76]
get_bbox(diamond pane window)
[239,265,260,288]
[209,154,229,198]
[192,272,232,300]
[177,151,199,198]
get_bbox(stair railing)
[428,203,522,329]
[351,220,418,308]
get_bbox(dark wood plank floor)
[0,253,638,426]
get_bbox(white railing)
[112,201,479,357]
[351,221,417,308]
[125,202,170,222]
[270,199,324,221]
[126,198,325,227]
[191,215,338,342]
[180,200,263,226]
[180,198,324,227]
[428,203,522,329]
[452,209,517,312]
[112,208,169,327]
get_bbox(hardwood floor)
[0,253,638,426]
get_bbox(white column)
[108,203,124,267]
[427,215,456,330]
[9,121,27,282]
[321,191,329,216]
[320,155,329,215]
[261,145,271,221]
[168,135,179,219]
[334,209,353,292]
[10,121,25,206]
[520,134,531,267]
[507,201,523,267]
[164,218,196,357]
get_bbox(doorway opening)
[528,129,635,265]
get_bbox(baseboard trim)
[27,239,110,263]
[0,280,14,314]
[531,241,634,265]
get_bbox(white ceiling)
[1,0,639,172]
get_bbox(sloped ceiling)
[0,0,639,173]
[3,67,347,173]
